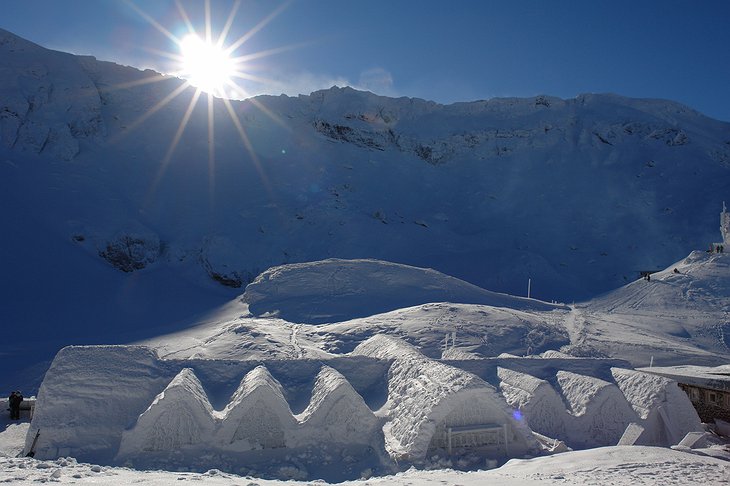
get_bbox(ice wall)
[497,367,568,440]
[25,346,172,461]
[610,368,702,445]
[556,371,639,447]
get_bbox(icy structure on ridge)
[721,202,729,246]
[353,335,538,461]
[556,370,638,448]
[296,365,381,445]
[116,368,215,457]
[497,367,568,441]
[610,368,702,445]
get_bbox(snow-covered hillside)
[139,256,729,369]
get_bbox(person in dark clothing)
[8,391,23,420]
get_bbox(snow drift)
[242,258,561,324]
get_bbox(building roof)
[638,365,730,393]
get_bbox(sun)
[178,34,236,97]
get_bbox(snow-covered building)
[640,365,730,423]
[353,335,538,461]
[24,342,709,479]
[711,201,729,252]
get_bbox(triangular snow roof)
[216,365,296,448]
[296,365,380,444]
[117,368,215,455]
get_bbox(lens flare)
[179,34,236,96]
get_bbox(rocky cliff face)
[0,30,105,160]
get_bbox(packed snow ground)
[1,446,729,485]
[2,415,729,485]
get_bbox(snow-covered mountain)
[1,27,730,391]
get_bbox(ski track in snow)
[290,324,303,359]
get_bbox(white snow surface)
[638,364,730,392]
[1,446,729,485]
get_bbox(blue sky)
[2,0,729,121]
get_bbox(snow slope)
[570,251,730,365]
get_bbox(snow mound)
[556,371,638,447]
[242,259,562,324]
[353,335,538,461]
[117,368,214,456]
[497,367,568,440]
[296,365,380,445]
